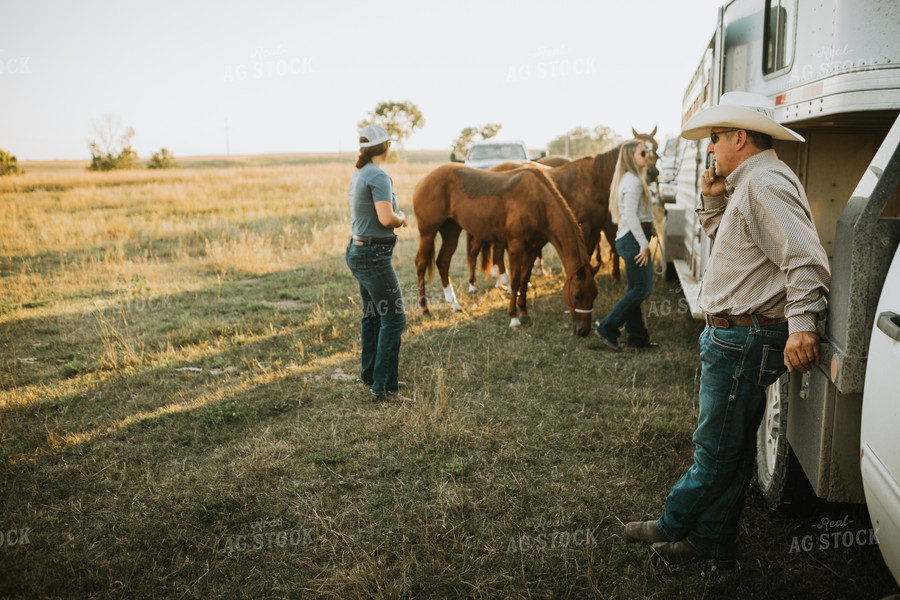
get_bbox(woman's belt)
[352,234,396,246]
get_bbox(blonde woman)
[595,140,657,350]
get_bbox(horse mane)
[524,167,590,266]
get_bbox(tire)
[665,261,677,282]
[755,373,815,510]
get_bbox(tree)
[0,149,23,176]
[87,114,138,171]
[148,148,178,169]
[547,125,623,157]
[357,101,425,153]
[451,123,502,155]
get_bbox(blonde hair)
[609,139,652,224]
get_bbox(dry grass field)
[1,159,896,599]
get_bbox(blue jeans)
[597,231,653,347]
[346,240,406,395]
[657,321,789,559]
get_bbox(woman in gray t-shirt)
[345,124,411,402]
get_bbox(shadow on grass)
[2,262,897,599]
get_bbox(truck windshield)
[468,144,527,161]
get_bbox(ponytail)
[355,138,390,169]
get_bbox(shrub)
[148,148,178,169]
[0,149,23,176]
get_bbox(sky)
[0,0,725,161]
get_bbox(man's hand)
[784,331,820,373]
[701,165,727,198]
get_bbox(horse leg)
[415,231,436,314]
[465,232,480,294]
[506,243,529,328]
[490,243,509,290]
[436,220,463,312]
[533,247,544,277]
[602,218,621,283]
[516,247,540,326]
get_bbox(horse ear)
[632,127,639,138]
[650,125,658,136]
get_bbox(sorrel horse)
[466,128,659,292]
[413,163,599,335]
[535,155,572,167]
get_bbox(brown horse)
[536,155,572,167]
[466,128,660,291]
[413,163,599,335]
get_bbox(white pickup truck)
[861,245,900,583]
[450,140,536,170]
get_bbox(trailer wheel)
[665,261,677,282]
[755,373,812,509]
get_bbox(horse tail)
[480,241,492,273]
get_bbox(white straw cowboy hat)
[681,91,805,142]
[358,124,397,148]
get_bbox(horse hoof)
[451,304,463,313]
[519,315,532,326]
[467,285,478,295]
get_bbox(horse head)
[566,263,600,336]
[632,126,660,183]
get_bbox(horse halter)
[564,266,593,315]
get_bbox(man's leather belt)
[352,234,396,246]
[705,313,787,329]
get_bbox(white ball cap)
[358,124,397,148]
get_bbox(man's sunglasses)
[709,129,741,143]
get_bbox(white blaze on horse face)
[443,284,462,312]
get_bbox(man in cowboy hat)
[623,91,830,566]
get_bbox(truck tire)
[755,373,814,510]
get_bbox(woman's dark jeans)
[346,240,406,395]
[597,230,653,347]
